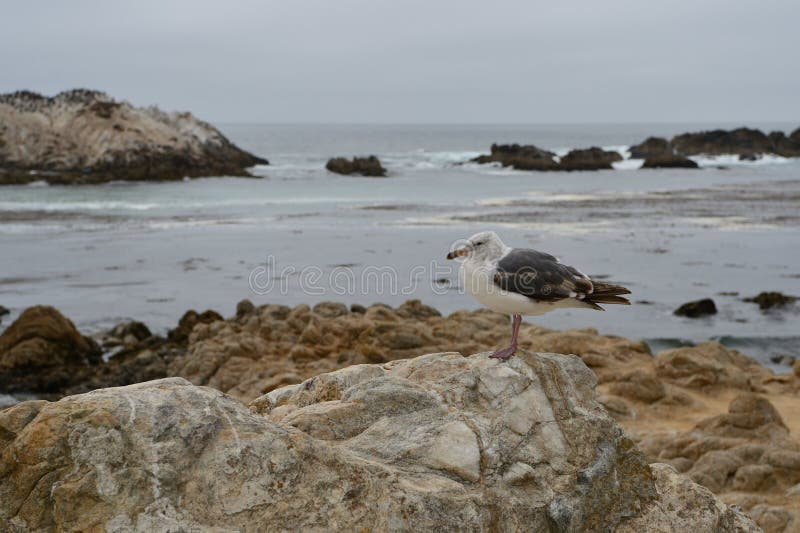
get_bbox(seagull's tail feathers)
[584,281,631,309]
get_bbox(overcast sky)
[1,1,798,124]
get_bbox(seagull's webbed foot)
[490,345,517,361]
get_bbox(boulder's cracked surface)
[0,352,756,532]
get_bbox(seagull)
[446,231,631,360]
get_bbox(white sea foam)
[692,154,792,167]
[0,196,376,213]
[613,159,644,170]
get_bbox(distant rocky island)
[0,89,268,185]
[472,126,800,172]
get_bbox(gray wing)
[493,249,593,302]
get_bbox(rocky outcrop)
[0,306,8,321]
[637,394,800,533]
[0,305,101,394]
[642,153,699,169]
[671,127,774,156]
[0,89,267,185]
[471,144,623,171]
[559,147,622,171]
[625,126,800,162]
[767,131,800,158]
[743,291,797,310]
[654,341,768,390]
[629,137,671,159]
[470,143,559,171]
[674,298,717,317]
[326,156,387,176]
[0,353,757,531]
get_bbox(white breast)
[460,259,556,316]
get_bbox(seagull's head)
[447,231,506,261]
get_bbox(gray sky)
[1,0,798,124]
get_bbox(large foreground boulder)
[0,305,101,394]
[0,89,267,184]
[0,352,756,532]
[326,156,387,176]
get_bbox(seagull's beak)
[446,245,471,260]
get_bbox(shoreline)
[1,298,798,527]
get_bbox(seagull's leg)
[491,314,522,360]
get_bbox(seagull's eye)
[474,241,484,246]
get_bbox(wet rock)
[738,153,760,161]
[102,320,152,348]
[743,291,797,310]
[768,131,800,158]
[0,353,756,531]
[671,127,774,156]
[167,309,224,344]
[0,89,267,185]
[629,137,671,159]
[558,147,622,171]
[642,153,699,169]
[0,305,101,394]
[235,298,255,318]
[674,298,717,317]
[326,156,387,177]
[471,143,558,171]
[0,305,8,318]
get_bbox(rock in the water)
[767,131,800,158]
[326,156,387,176]
[0,305,101,393]
[471,143,558,171]
[558,147,623,171]
[671,127,774,156]
[0,89,267,185]
[642,153,699,168]
[743,291,797,310]
[0,305,8,321]
[674,298,717,317]
[0,352,756,532]
[629,137,671,159]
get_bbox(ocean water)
[0,123,798,371]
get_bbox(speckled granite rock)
[0,352,756,531]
